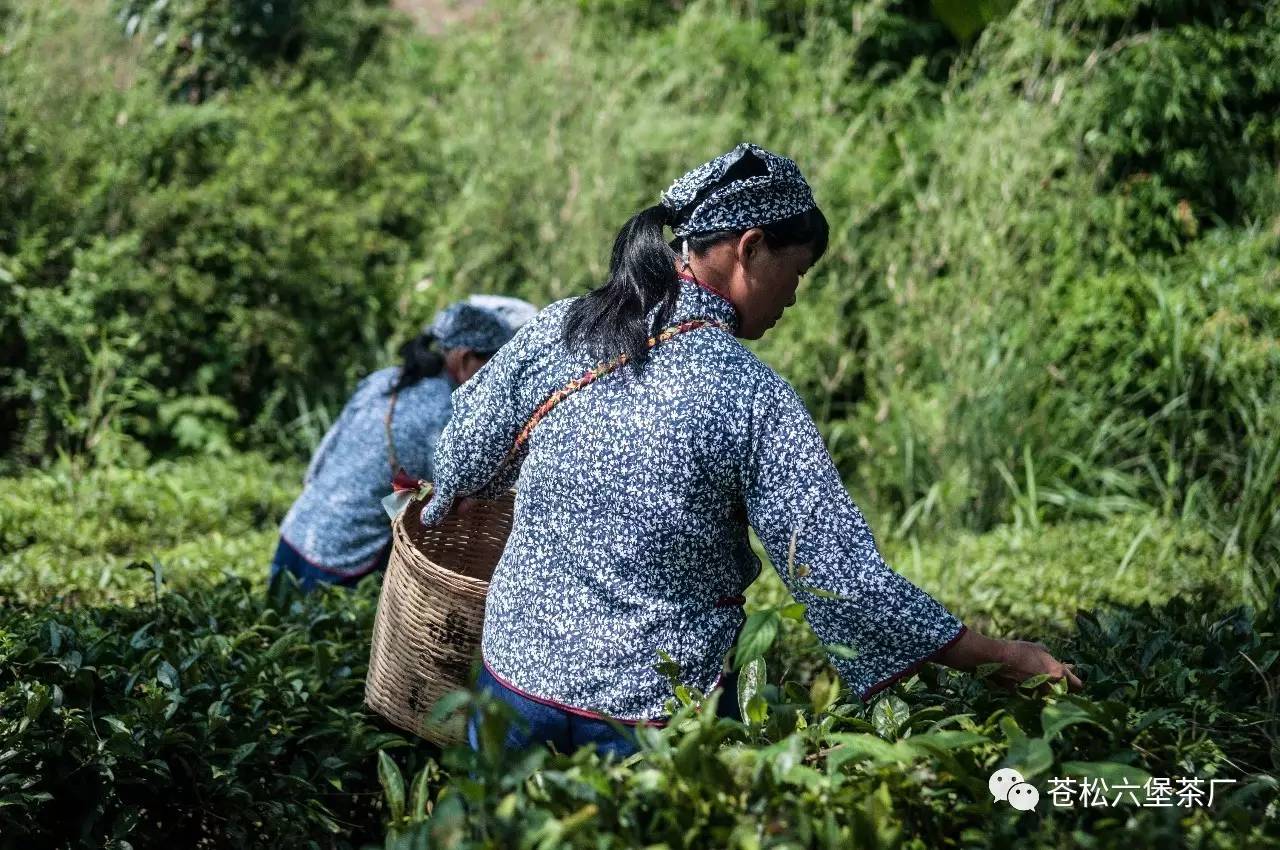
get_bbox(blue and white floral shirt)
[281,366,454,576]
[423,280,966,721]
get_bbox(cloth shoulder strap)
[387,317,729,506]
[385,382,401,474]
[500,317,728,468]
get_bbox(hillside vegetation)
[1,0,1276,847]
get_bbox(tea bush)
[0,572,435,848]
[0,453,299,606]
[2,456,1275,848]
[0,457,426,847]
[378,588,1279,849]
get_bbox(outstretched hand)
[994,639,1084,695]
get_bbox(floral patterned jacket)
[421,278,966,721]
[281,366,454,576]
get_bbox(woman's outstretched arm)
[740,369,1081,701]
[935,629,1084,694]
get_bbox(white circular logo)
[988,768,1025,802]
[1008,781,1040,811]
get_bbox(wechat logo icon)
[989,768,1040,812]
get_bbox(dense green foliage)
[2,0,1278,847]
[0,453,297,606]
[390,593,1278,849]
[2,0,1275,600]
[115,0,392,102]
[2,458,1276,848]
[0,572,428,848]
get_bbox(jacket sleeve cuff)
[853,621,968,703]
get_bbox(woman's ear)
[738,228,765,264]
[443,347,469,383]
[465,351,489,378]
[448,349,490,384]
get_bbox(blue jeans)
[467,663,741,759]
[268,537,390,593]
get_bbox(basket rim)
[390,492,514,592]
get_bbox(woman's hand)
[992,639,1084,695]
[933,628,1084,695]
[452,497,479,516]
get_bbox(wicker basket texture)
[365,490,515,746]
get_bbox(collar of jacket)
[664,276,740,335]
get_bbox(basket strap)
[385,384,401,475]
[395,317,730,508]
[495,317,730,474]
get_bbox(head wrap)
[465,294,539,332]
[427,301,518,353]
[659,142,817,238]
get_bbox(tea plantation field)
[1,456,1275,848]
[3,0,1278,845]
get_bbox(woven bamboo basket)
[365,490,516,746]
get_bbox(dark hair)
[390,332,500,394]
[563,158,829,374]
[681,206,829,277]
[390,333,444,393]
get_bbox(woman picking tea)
[421,143,1081,756]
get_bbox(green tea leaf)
[734,611,779,670]
[824,643,859,661]
[156,660,179,690]
[809,668,840,717]
[778,602,807,620]
[1041,699,1106,740]
[655,649,682,681]
[1005,736,1054,778]
[871,694,910,739]
[427,690,471,725]
[378,750,405,823]
[738,657,766,721]
[1058,761,1153,788]
[409,767,432,821]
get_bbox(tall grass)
[2,0,1276,600]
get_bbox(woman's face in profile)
[446,348,490,385]
[734,233,816,339]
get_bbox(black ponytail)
[564,149,830,373]
[562,204,680,374]
[389,332,445,394]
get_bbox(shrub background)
[3,0,1275,602]
[2,2,1279,847]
